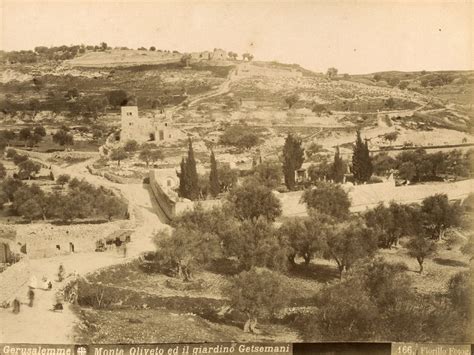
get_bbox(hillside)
[0,49,472,159]
[65,49,183,67]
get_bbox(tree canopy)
[352,131,373,183]
[223,268,289,333]
[53,129,74,147]
[109,147,127,167]
[209,151,220,197]
[282,134,305,190]
[330,146,346,183]
[177,139,199,200]
[253,160,282,189]
[153,228,221,281]
[227,179,282,221]
[302,181,351,220]
[219,125,260,150]
[324,218,377,278]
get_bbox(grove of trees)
[140,168,469,337]
[219,125,260,150]
[0,177,127,222]
[372,149,472,182]
[298,258,470,342]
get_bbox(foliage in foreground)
[296,258,472,343]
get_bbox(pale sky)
[1,0,472,74]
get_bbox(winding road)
[0,154,168,343]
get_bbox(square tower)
[121,106,144,141]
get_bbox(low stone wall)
[87,166,142,184]
[16,148,97,161]
[279,179,473,217]
[15,221,131,259]
[148,173,472,221]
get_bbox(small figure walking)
[27,288,35,307]
[57,264,65,282]
[12,298,20,314]
[123,244,127,258]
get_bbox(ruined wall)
[15,221,130,259]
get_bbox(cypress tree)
[330,146,346,183]
[178,158,188,198]
[364,139,373,181]
[209,151,220,197]
[352,131,373,183]
[186,138,199,200]
[282,134,305,190]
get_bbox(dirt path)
[0,155,167,343]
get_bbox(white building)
[120,106,181,143]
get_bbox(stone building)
[211,48,227,60]
[189,48,228,61]
[0,227,19,264]
[120,106,176,143]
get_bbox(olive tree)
[227,179,282,221]
[224,268,289,333]
[324,218,378,278]
[153,228,221,281]
[404,235,436,273]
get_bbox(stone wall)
[279,179,473,217]
[149,172,473,221]
[149,171,222,221]
[87,165,143,184]
[16,148,97,161]
[149,171,176,221]
[14,221,131,259]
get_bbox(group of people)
[11,266,62,314]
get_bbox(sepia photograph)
[0,0,472,347]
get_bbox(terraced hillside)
[1,50,472,156]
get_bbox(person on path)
[27,289,35,307]
[12,298,20,314]
[58,264,65,282]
